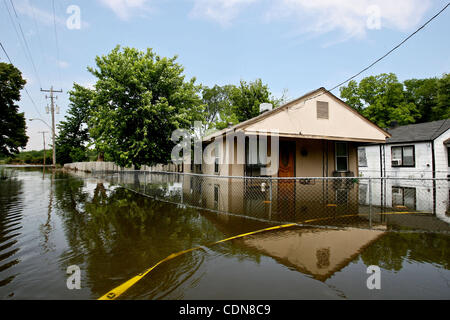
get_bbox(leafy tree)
[435,73,450,120]
[201,84,234,133]
[340,73,420,128]
[55,84,93,164]
[87,46,205,168]
[0,63,28,156]
[229,79,276,124]
[404,78,439,123]
[204,81,288,131]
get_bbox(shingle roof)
[387,119,450,143]
[203,87,391,142]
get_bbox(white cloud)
[14,0,89,29]
[97,0,151,20]
[266,0,432,39]
[14,0,65,26]
[190,0,259,26]
[57,60,69,69]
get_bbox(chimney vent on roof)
[259,103,272,114]
[389,121,399,129]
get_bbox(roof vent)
[259,103,272,114]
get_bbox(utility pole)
[41,86,62,168]
[38,131,48,166]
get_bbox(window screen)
[358,148,367,167]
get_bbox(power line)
[6,0,43,89]
[26,0,46,75]
[51,0,63,88]
[0,40,43,118]
[0,42,12,63]
[299,2,450,105]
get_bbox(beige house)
[185,87,390,178]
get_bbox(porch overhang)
[203,129,387,144]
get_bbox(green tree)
[201,84,234,132]
[340,73,420,128]
[204,81,287,131]
[87,46,205,168]
[229,79,275,124]
[0,62,28,156]
[404,78,439,123]
[55,83,93,164]
[435,73,450,120]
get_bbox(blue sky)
[1,0,449,150]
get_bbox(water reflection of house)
[239,227,385,281]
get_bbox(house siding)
[359,142,434,179]
[434,129,450,179]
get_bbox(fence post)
[144,171,146,193]
[269,177,272,220]
[369,178,372,228]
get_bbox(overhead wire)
[0,40,43,118]
[51,0,63,89]
[291,2,450,109]
[27,0,46,78]
[7,0,43,89]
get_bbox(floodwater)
[0,168,449,299]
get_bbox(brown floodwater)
[0,167,449,299]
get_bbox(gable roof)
[203,87,391,142]
[386,119,450,144]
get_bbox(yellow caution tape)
[98,209,430,300]
[98,223,297,300]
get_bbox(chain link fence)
[93,171,450,233]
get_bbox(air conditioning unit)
[392,159,402,166]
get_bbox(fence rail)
[91,171,450,233]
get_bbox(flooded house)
[187,87,391,178]
[179,88,391,224]
[358,120,450,221]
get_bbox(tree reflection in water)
[53,178,250,298]
[51,174,450,299]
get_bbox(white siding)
[358,145,381,178]
[359,142,434,179]
[433,128,450,179]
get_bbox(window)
[336,189,349,205]
[245,136,268,177]
[214,141,220,174]
[317,101,329,119]
[214,184,219,210]
[335,142,348,172]
[447,147,450,167]
[392,187,416,210]
[359,183,368,205]
[358,148,367,167]
[391,146,415,167]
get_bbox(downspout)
[379,144,384,215]
[431,140,436,215]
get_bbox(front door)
[278,141,295,219]
[278,141,295,177]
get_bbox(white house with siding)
[358,119,450,179]
[357,119,450,221]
